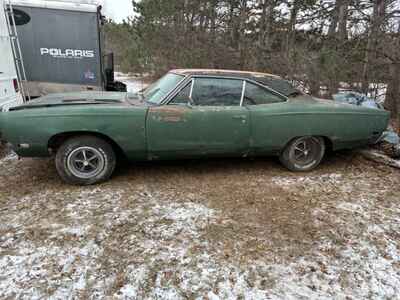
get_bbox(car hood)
[10,91,147,111]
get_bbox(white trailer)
[0,0,24,111]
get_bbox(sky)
[102,0,134,22]
[51,0,134,22]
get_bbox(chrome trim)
[160,75,192,105]
[67,146,105,179]
[18,143,30,149]
[241,78,289,103]
[162,74,289,106]
[189,79,194,99]
[240,80,246,107]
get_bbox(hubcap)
[290,138,320,166]
[67,147,105,179]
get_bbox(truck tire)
[280,136,325,172]
[55,136,116,185]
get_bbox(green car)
[0,69,390,185]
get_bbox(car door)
[146,77,250,159]
[146,82,204,159]
[189,77,250,156]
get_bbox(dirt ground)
[0,147,399,300]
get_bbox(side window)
[170,82,192,105]
[192,78,243,106]
[244,82,284,105]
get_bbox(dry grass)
[0,143,6,160]
[0,151,400,298]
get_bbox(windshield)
[143,73,185,104]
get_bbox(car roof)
[171,68,280,79]
[170,69,298,97]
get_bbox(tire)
[55,136,116,185]
[279,136,325,172]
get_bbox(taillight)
[13,79,19,93]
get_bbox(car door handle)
[232,115,247,120]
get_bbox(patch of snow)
[56,225,90,238]
[0,241,105,300]
[336,201,366,213]
[115,72,148,93]
[272,173,343,188]
[0,150,18,164]
[1,173,399,299]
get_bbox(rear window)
[244,82,284,105]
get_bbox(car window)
[144,73,185,104]
[191,78,243,106]
[243,82,284,105]
[169,82,192,105]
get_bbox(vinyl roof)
[171,69,298,97]
[10,0,99,13]
[172,69,281,79]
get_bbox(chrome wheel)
[289,137,321,168]
[66,147,105,179]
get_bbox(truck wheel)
[55,136,116,185]
[280,136,325,172]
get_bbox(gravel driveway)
[0,149,399,299]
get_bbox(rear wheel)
[55,136,116,185]
[280,136,325,172]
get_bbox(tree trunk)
[328,1,339,38]
[361,0,387,94]
[326,0,349,96]
[337,0,349,41]
[385,19,400,122]
[285,1,299,76]
[259,0,274,52]
[237,0,248,69]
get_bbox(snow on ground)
[0,150,400,299]
[115,72,148,93]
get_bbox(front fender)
[1,106,148,159]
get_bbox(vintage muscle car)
[0,69,390,185]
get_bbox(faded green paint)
[0,75,390,162]
[147,105,251,159]
[247,96,390,153]
[1,100,148,160]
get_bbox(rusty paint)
[161,116,184,122]
[150,106,188,123]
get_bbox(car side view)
[0,69,390,185]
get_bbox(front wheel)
[55,136,116,185]
[280,136,325,172]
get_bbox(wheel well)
[321,136,333,153]
[283,135,333,152]
[48,132,126,158]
